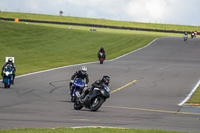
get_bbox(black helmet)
[100,47,104,51]
[102,75,110,85]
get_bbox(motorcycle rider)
[97,47,106,60]
[69,66,89,95]
[194,30,197,37]
[184,32,188,36]
[1,58,16,85]
[184,32,188,39]
[78,75,110,101]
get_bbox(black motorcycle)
[74,84,110,111]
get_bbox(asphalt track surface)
[1,37,200,132]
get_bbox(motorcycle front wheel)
[99,58,104,64]
[71,89,78,102]
[71,97,74,102]
[4,78,8,88]
[74,100,83,110]
[90,96,105,111]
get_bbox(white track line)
[15,61,98,78]
[71,126,126,129]
[178,80,200,106]
[108,38,159,61]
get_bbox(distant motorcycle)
[74,84,110,111]
[70,78,85,102]
[2,65,14,88]
[191,32,195,39]
[183,35,188,41]
[99,52,105,64]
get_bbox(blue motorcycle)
[71,78,85,102]
[2,65,14,88]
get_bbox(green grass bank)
[186,86,200,104]
[0,20,159,75]
[0,127,196,133]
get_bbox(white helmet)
[8,58,13,63]
[80,66,87,74]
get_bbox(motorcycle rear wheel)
[90,96,104,111]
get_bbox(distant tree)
[60,10,63,16]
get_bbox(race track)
[1,37,200,132]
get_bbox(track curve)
[1,37,200,132]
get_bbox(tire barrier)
[0,17,190,34]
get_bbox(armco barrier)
[0,17,190,34]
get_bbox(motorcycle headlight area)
[5,72,10,76]
[74,83,84,88]
[80,85,85,87]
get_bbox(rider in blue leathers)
[1,58,16,85]
[69,66,89,95]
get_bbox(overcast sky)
[0,0,200,26]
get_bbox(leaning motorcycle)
[2,65,13,88]
[99,52,104,64]
[71,78,85,102]
[74,84,110,111]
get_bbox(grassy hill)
[0,12,199,32]
[0,20,159,75]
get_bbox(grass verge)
[0,127,196,133]
[186,85,200,104]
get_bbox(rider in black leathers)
[97,47,106,60]
[1,58,16,85]
[78,75,110,101]
[69,66,89,94]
